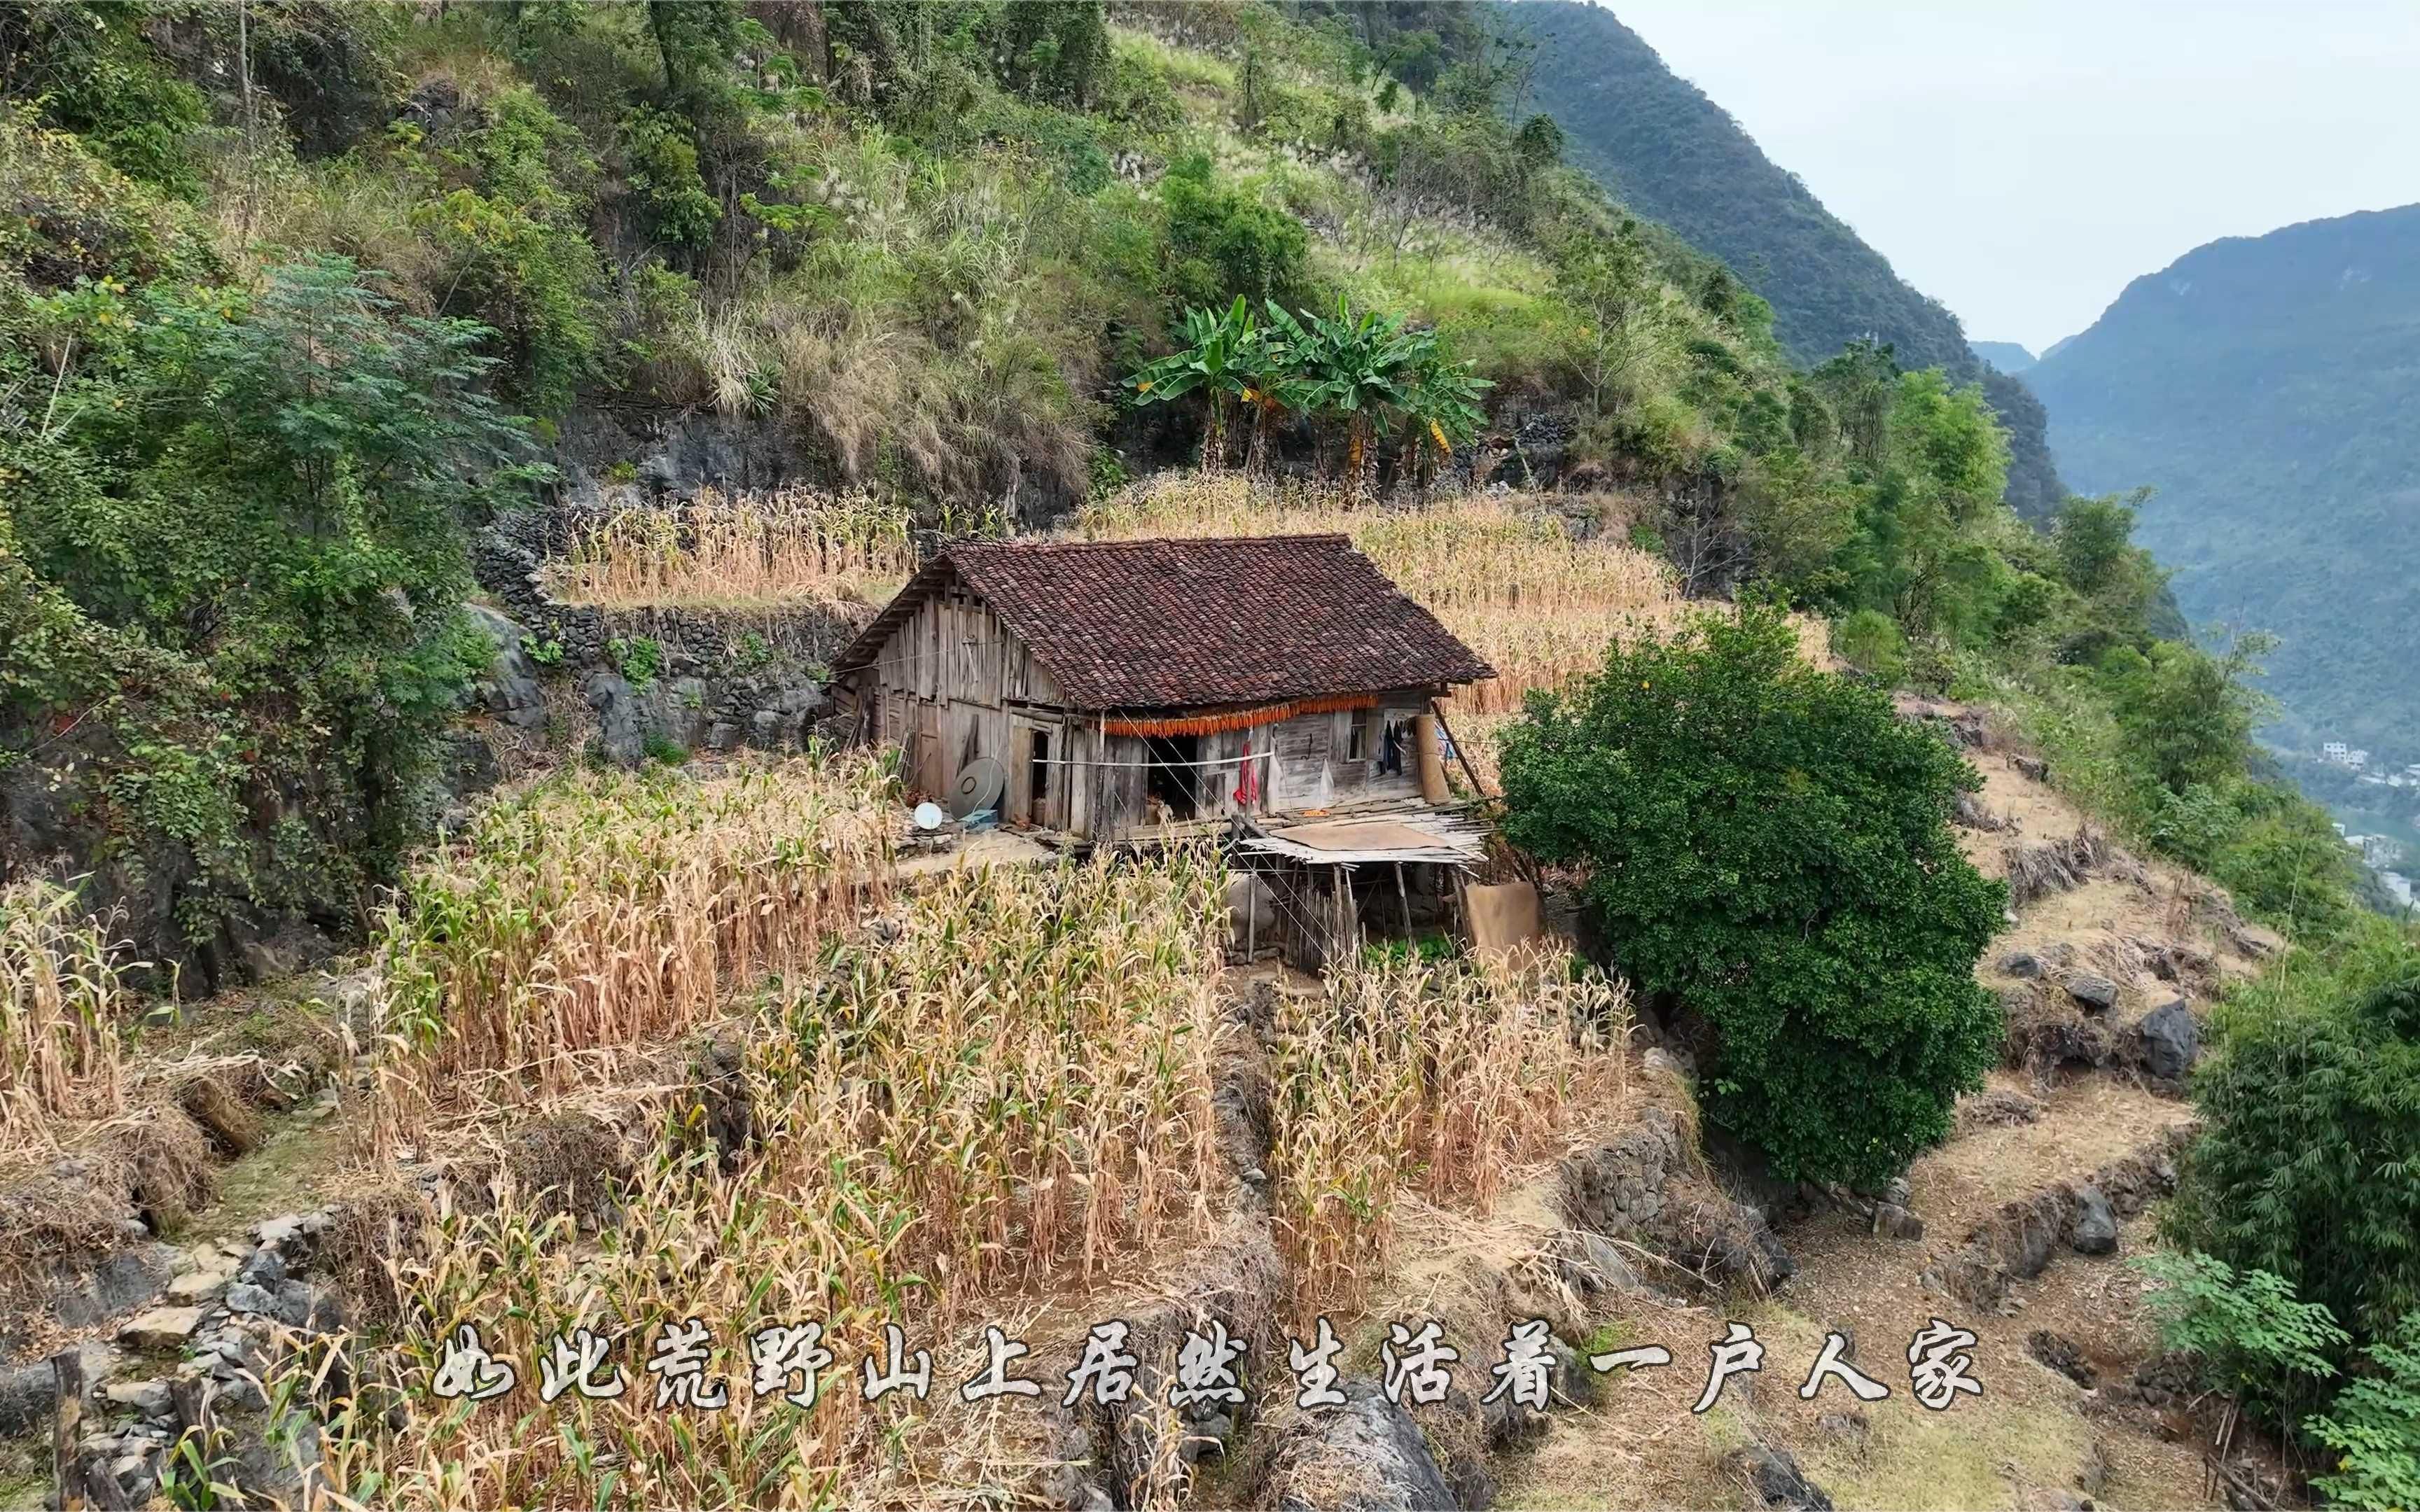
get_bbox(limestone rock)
[2068,1185,2119,1255]
[226,1280,282,1320]
[166,1266,233,1305]
[464,604,550,729]
[587,672,645,766]
[1262,1380,1456,1512]
[102,1378,173,1418]
[53,1244,179,1329]
[2136,998,2201,1082]
[1725,1444,1835,1511]
[118,1306,205,1351]
[2064,973,2120,1014]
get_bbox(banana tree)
[1268,297,1422,506]
[1395,337,1493,489]
[1235,316,1308,480]
[1128,296,1260,472]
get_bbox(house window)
[1143,734,1202,820]
[1347,709,1372,763]
[1029,728,1051,804]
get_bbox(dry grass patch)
[1266,953,1630,1314]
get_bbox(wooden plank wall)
[1087,691,1430,840]
[848,589,1437,841]
[850,592,1080,822]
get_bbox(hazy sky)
[1601,1,2420,354]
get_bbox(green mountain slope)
[2027,204,2420,759]
[1505,0,2069,517]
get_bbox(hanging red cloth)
[1233,738,1260,806]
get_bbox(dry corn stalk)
[548,486,924,610]
[1,879,134,1150]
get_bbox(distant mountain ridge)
[2026,203,2420,757]
[1972,341,2036,373]
[1505,0,2068,516]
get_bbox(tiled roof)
[834,534,1494,710]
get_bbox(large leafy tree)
[5,255,538,981]
[1499,601,2007,1188]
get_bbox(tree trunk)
[1201,394,1226,473]
[53,1349,90,1511]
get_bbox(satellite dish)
[912,801,945,831]
[950,757,1008,820]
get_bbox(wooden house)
[828,534,1494,841]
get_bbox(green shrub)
[2134,1250,2347,1422]
[1499,600,2006,1188]
[609,635,665,690]
[1830,608,1907,683]
[2309,1315,2420,1511]
[1162,155,1309,312]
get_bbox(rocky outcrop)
[464,603,550,730]
[43,1207,356,1509]
[1258,1380,1459,1512]
[1926,1128,2192,1308]
[1557,1110,1793,1294]
[2003,830,2115,909]
[2134,998,2201,1084]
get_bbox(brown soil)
[1493,707,2251,1511]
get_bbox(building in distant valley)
[2325,741,2351,762]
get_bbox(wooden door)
[1007,715,1063,829]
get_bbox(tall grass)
[1,880,132,1149]
[373,757,894,1109]
[1265,953,1630,1312]
[547,487,925,611]
[331,853,1228,1508]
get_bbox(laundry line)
[1025,750,1278,771]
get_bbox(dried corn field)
[372,756,894,1113]
[1,878,134,1153]
[544,486,928,610]
[1265,954,1630,1314]
[329,852,1232,1509]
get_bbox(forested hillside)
[1973,340,2036,373]
[1507,0,2069,518]
[2027,204,2420,758]
[0,0,2021,979]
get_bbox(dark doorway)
[1027,727,1051,814]
[1143,734,1202,820]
